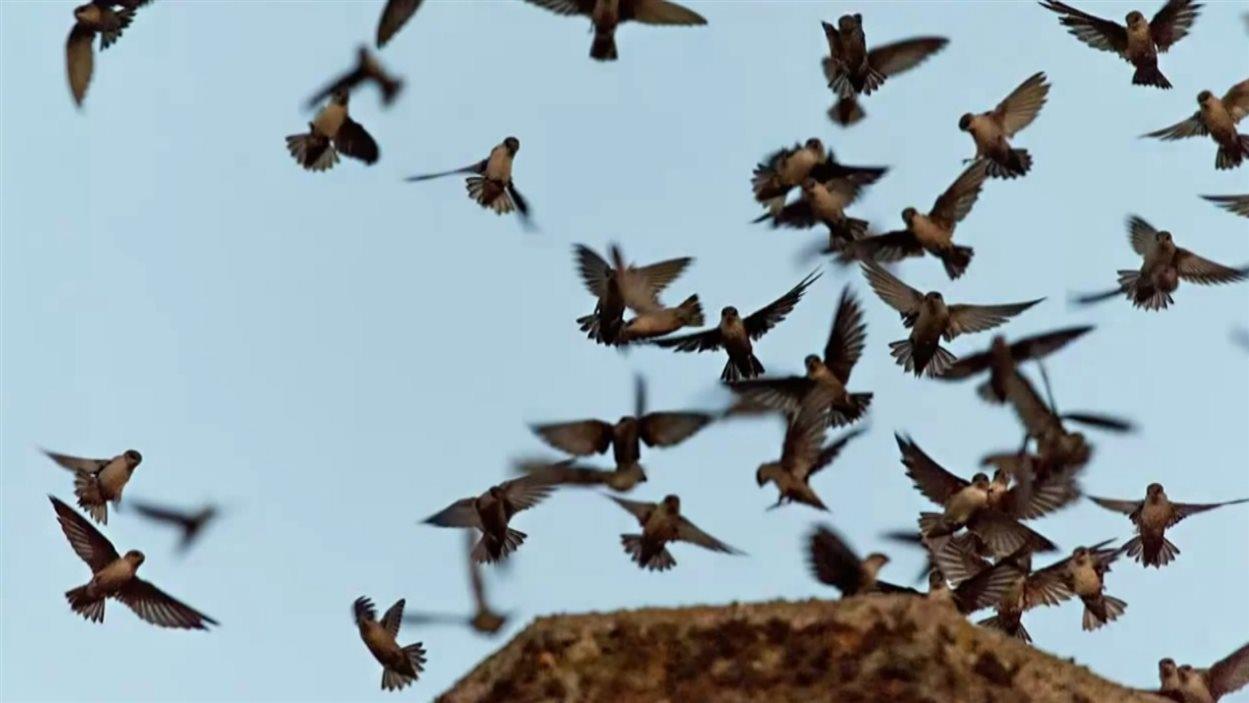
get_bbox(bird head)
[1155,230,1174,245]
[1125,10,1146,26]
[923,291,944,304]
[838,14,860,32]
[804,137,824,154]
[662,494,680,511]
[901,206,918,224]
[1158,658,1177,680]
[1197,90,1214,104]
[1146,482,1165,500]
[503,136,520,155]
[124,550,146,568]
[863,552,890,572]
[803,354,823,373]
[331,88,350,106]
[958,113,973,131]
[125,449,143,466]
[721,306,739,321]
[970,473,991,489]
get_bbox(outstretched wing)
[116,578,219,630]
[861,262,924,318]
[929,159,989,228]
[742,272,821,340]
[1142,112,1207,141]
[49,496,119,571]
[675,516,742,554]
[824,286,867,383]
[1173,250,1249,286]
[944,299,1043,341]
[1149,0,1201,51]
[993,71,1050,136]
[376,0,426,47]
[1038,1,1128,55]
[867,37,949,77]
[896,435,968,506]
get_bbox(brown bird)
[1160,643,1249,702]
[753,176,873,249]
[1089,483,1248,567]
[49,496,218,629]
[1202,194,1249,218]
[529,375,712,487]
[515,457,648,493]
[807,525,911,596]
[352,597,426,691]
[936,326,1093,402]
[1038,0,1201,89]
[375,0,425,48]
[305,47,404,109]
[1143,82,1249,169]
[861,262,1042,377]
[66,1,147,107]
[958,72,1051,179]
[982,540,1128,634]
[403,532,507,635]
[128,499,220,554]
[285,89,379,171]
[752,139,888,214]
[423,476,556,564]
[1074,215,1248,310]
[840,160,990,279]
[610,494,742,571]
[754,392,865,511]
[43,447,143,525]
[572,244,696,345]
[727,285,873,428]
[647,272,820,382]
[405,137,531,222]
[820,15,948,126]
[521,0,706,62]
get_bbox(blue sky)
[2,1,1247,700]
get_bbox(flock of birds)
[50,0,1249,700]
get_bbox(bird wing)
[742,272,820,340]
[303,69,364,111]
[423,498,481,528]
[43,449,107,473]
[842,231,924,266]
[807,525,865,594]
[1149,0,1201,51]
[809,427,867,478]
[1173,250,1249,285]
[639,412,713,448]
[116,578,218,630]
[782,394,833,476]
[954,559,1027,614]
[513,458,611,487]
[620,256,694,311]
[824,286,867,383]
[333,117,380,165]
[628,0,707,25]
[353,596,377,623]
[1127,215,1161,257]
[609,495,654,523]
[929,159,990,228]
[861,262,924,317]
[1003,468,1081,520]
[1207,643,1249,698]
[50,496,119,571]
[647,325,724,352]
[381,598,406,638]
[521,0,595,16]
[1022,558,1077,609]
[376,0,425,47]
[1002,370,1064,440]
[66,24,94,107]
[944,299,1043,341]
[675,516,741,554]
[726,376,813,416]
[867,37,949,78]
[404,159,486,181]
[992,71,1050,137]
[129,500,190,527]
[1010,325,1093,363]
[967,512,1056,560]
[1088,495,1142,517]
[1202,194,1249,218]
[766,199,818,229]
[1169,498,1249,527]
[530,420,614,456]
[1142,112,1207,140]
[1038,1,1128,55]
[896,434,968,505]
[1223,79,1249,124]
[500,475,556,514]
[573,244,612,298]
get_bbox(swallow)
[647,272,820,382]
[405,137,530,222]
[1162,643,1249,702]
[65,1,148,107]
[820,15,948,126]
[839,160,990,279]
[285,89,379,172]
[521,0,706,62]
[727,285,873,427]
[755,393,864,511]
[1143,82,1249,169]
[49,496,218,629]
[1052,541,1130,631]
[1089,483,1248,567]
[423,475,556,563]
[958,72,1050,179]
[128,499,219,554]
[352,597,426,691]
[752,139,887,214]
[572,244,696,345]
[752,177,872,249]
[936,326,1093,402]
[376,0,424,48]
[1074,215,1249,310]
[1038,0,1201,89]
[43,447,143,525]
[898,435,1056,557]
[996,370,1092,475]
[516,457,647,493]
[404,532,507,635]
[610,494,742,571]
[861,262,1042,377]
[305,47,404,109]
[807,525,911,596]
[1202,194,1249,218]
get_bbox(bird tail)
[1117,269,1172,311]
[577,308,620,345]
[676,295,704,327]
[465,176,512,214]
[590,28,618,61]
[66,585,106,623]
[621,534,676,572]
[380,642,426,691]
[827,393,872,428]
[987,149,1032,179]
[471,528,525,564]
[379,77,404,106]
[918,511,955,538]
[72,472,109,525]
[99,8,135,50]
[890,340,956,378]
[721,354,764,383]
[1125,535,1179,568]
[828,97,866,127]
[285,132,338,172]
[1131,62,1171,90]
[860,66,886,96]
[977,614,1031,643]
[939,245,974,280]
[1082,595,1127,631]
[1215,134,1249,171]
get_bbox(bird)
[1158,643,1249,702]
[839,160,990,279]
[405,137,531,222]
[528,375,713,487]
[609,494,742,571]
[49,496,218,629]
[375,0,424,48]
[403,532,507,635]
[42,447,143,525]
[958,72,1050,179]
[646,272,820,382]
[352,596,426,692]
[520,0,707,62]
[1073,215,1248,311]
[936,326,1093,403]
[285,89,379,171]
[127,500,220,554]
[65,1,147,107]
[754,392,865,511]
[752,176,873,249]
[981,540,1128,633]
[820,15,948,126]
[807,524,912,596]
[1143,82,1249,170]
[1037,0,1201,90]
[304,47,404,109]
[1201,194,1249,218]
[572,244,697,345]
[1089,484,1248,567]
[752,139,887,214]
[423,475,556,564]
[726,285,873,428]
[860,262,1042,377]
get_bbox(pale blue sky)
[2,1,1247,700]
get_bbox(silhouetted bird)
[403,532,507,635]
[572,244,696,345]
[752,139,887,214]
[937,326,1093,402]
[610,494,742,571]
[305,47,404,108]
[375,0,424,48]
[65,1,150,107]
[754,392,864,511]
[128,500,219,554]
[423,476,556,563]
[1202,194,1249,218]
[820,15,947,126]
[753,176,873,248]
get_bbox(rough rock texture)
[438,594,1164,703]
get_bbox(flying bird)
[1089,483,1248,567]
[861,262,1042,377]
[43,447,143,525]
[572,244,697,345]
[423,476,556,564]
[727,285,873,428]
[752,139,887,214]
[646,272,820,382]
[285,89,379,171]
[820,15,948,126]
[1158,643,1249,703]
[936,326,1093,402]
[128,500,220,554]
[66,1,148,107]
[1143,82,1249,169]
[610,494,742,571]
[752,176,873,248]
[375,0,424,48]
[520,0,707,62]
[839,160,990,279]
[352,597,426,691]
[754,393,865,511]
[958,72,1051,179]
[403,532,507,635]
[1202,194,1249,218]
[305,47,404,108]
[807,524,911,596]
[1073,215,1248,310]
[1037,0,1201,89]
[405,137,531,222]
[49,496,218,629]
